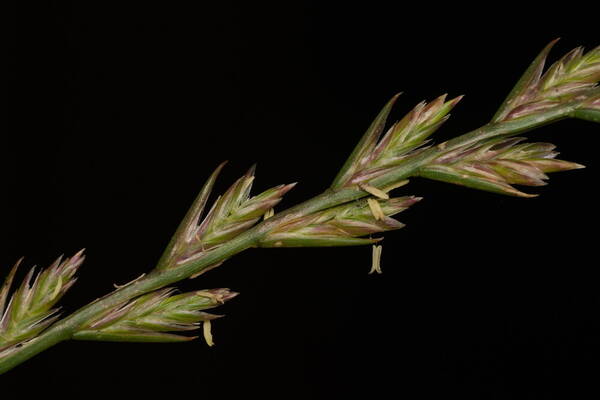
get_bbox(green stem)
[0,101,578,374]
[573,108,600,123]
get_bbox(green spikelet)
[157,163,296,268]
[0,250,85,349]
[418,137,584,197]
[73,288,238,343]
[332,94,463,188]
[260,196,421,247]
[493,40,600,122]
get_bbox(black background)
[4,1,600,398]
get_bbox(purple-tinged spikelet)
[493,41,600,122]
[157,162,296,269]
[260,196,421,247]
[419,137,584,197]
[0,250,85,350]
[73,288,238,343]
[331,93,463,189]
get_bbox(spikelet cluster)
[260,196,420,247]
[0,251,85,349]
[196,170,296,249]
[74,288,237,343]
[493,41,600,122]
[160,163,295,268]
[331,93,462,189]
[419,137,584,197]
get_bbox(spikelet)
[191,172,296,251]
[73,288,238,343]
[0,250,85,349]
[419,136,584,197]
[260,196,421,247]
[331,93,463,189]
[158,163,296,268]
[493,40,600,122]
